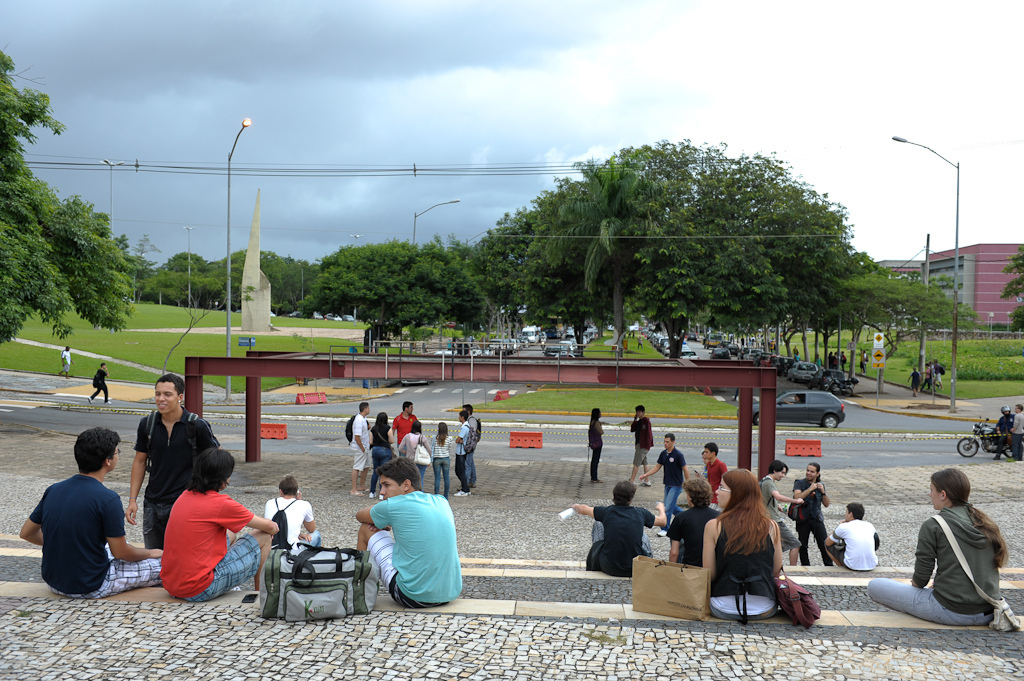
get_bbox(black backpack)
[345,415,355,443]
[92,370,103,389]
[270,499,298,551]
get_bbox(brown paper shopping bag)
[631,555,711,621]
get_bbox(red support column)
[245,375,261,463]
[184,357,203,418]
[737,387,753,471]
[757,386,777,479]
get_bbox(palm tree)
[554,159,654,349]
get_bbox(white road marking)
[713,396,726,402]
[487,390,498,394]
[414,388,428,393]
[54,394,89,399]
[0,408,12,412]
[469,389,482,394]
[508,390,518,395]
[394,388,407,393]
[451,390,461,393]
[0,404,37,409]
[433,389,444,393]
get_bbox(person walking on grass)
[59,346,73,379]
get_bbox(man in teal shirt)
[356,457,462,607]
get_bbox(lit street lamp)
[226,118,252,402]
[892,135,960,413]
[413,200,460,244]
[184,226,195,307]
[101,159,124,227]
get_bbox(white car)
[313,312,324,320]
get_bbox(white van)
[520,326,540,344]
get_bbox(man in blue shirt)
[638,433,691,537]
[356,457,462,607]
[20,427,163,598]
[453,410,472,497]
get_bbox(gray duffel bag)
[259,544,379,621]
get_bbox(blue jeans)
[867,578,994,626]
[663,485,684,531]
[369,447,392,494]
[416,464,428,487]
[432,458,450,497]
[466,450,477,485]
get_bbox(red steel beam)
[185,353,777,472]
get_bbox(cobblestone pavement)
[4,423,1024,679]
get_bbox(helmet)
[1001,405,1011,414]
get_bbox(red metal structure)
[184,352,778,477]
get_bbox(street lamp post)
[226,118,252,402]
[101,159,124,227]
[413,200,460,244]
[184,226,195,307]
[892,135,960,413]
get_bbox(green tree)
[0,50,133,342]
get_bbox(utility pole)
[919,234,930,375]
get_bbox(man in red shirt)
[393,401,417,444]
[701,442,728,507]
[161,448,278,601]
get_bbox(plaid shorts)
[185,533,261,602]
[51,545,162,599]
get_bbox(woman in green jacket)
[868,468,1007,625]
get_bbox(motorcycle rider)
[996,406,1015,461]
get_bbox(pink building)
[927,243,1022,325]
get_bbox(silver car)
[787,361,819,384]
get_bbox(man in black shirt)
[126,374,219,549]
[667,478,719,566]
[572,481,666,577]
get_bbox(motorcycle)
[957,420,1006,458]
[822,375,859,397]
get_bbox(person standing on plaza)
[350,402,371,496]
[995,405,1015,460]
[462,404,481,488]
[629,405,654,486]
[398,420,432,486]
[759,460,803,565]
[392,401,418,445]
[1012,403,1024,462]
[368,412,394,499]
[667,478,718,566]
[59,346,73,378]
[454,410,472,497]
[701,442,728,507]
[792,462,832,566]
[89,363,111,403]
[431,422,452,498]
[840,351,847,373]
[638,433,691,537]
[572,482,666,577]
[126,373,219,550]
[588,408,604,484]
[20,427,163,599]
[868,469,1007,626]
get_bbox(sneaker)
[454,491,471,497]
[105,399,112,404]
[369,492,376,499]
[641,480,653,487]
[469,483,476,488]
[88,396,94,403]
[657,530,668,538]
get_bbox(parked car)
[810,369,846,390]
[776,356,795,376]
[750,390,846,428]
[312,312,324,320]
[787,361,820,384]
[711,347,732,359]
[544,340,577,358]
[287,311,302,318]
[726,343,740,356]
[679,348,699,359]
[342,315,355,322]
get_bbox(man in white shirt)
[825,502,879,571]
[59,346,73,378]
[1012,403,1024,462]
[350,402,371,495]
[264,475,319,553]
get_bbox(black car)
[711,347,732,359]
[750,390,846,428]
[726,343,740,356]
[810,369,845,390]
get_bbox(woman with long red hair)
[702,469,783,622]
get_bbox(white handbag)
[414,442,432,466]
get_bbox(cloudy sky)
[7,1,1022,267]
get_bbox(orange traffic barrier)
[261,423,288,440]
[295,392,328,405]
[509,431,543,448]
[785,439,821,457]
[494,390,511,402]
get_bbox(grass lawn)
[0,342,161,383]
[7,311,361,392]
[476,387,737,417]
[582,338,664,360]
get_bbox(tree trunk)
[612,259,624,357]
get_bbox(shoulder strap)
[145,411,158,473]
[186,412,199,455]
[932,515,1001,609]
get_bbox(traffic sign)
[846,341,855,352]
[872,348,885,368]
[872,333,884,348]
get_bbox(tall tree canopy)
[0,50,133,342]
